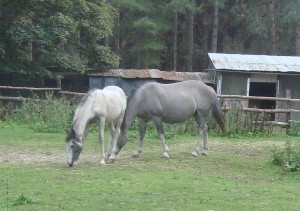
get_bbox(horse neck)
[72,117,91,143]
[121,108,136,131]
[121,96,139,131]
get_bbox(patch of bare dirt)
[0,139,285,166]
[0,148,65,165]
[0,146,134,166]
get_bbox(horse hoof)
[109,157,115,163]
[133,151,141,158]
[192,151,198,157]
[132,153,140,158]
[162,152,169,159]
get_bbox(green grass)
[1,125,300,210]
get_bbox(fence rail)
[1,86,300,125]
[0,86,85,102]
[218,94,300,126]
[218,94,300,103]
[0,86,61,91]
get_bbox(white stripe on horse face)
[66,141,73,166]
[66,140,83,167]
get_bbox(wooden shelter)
[208,53,300,122]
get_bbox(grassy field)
[0,125,300,211]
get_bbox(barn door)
[249,74,277,120]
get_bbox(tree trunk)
[210,0,219,52]
[173,11,178,71]
[104,33,109,47]
[268,0,276,54]
[296,0,300,55]
[112,10,121,68]
[115,11,120,66]
[27,11,33,62]
[187,0,195,72]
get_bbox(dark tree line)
[0,0,299,77]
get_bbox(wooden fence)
[0,85,85,102]
[1,85,300,126]
[218,94,300,126]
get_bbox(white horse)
[66,86,127,167]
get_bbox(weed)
[224,106,273,137]
[3,176,38,209]
[271,141,300,171]
[0,119,15,129]
[287,123,300,136]
[9,194,37,206]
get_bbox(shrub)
[287,123,300,136]
[271,141,300,172]
[16,92,74,132]
[0,102,15,120]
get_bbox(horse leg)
[133,120,147,157]
[107,122,115,160]
[98,118,106,165]
[153,118,169,158]
[192,114,208,157]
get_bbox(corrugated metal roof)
[208,53,300,73]
[87,69,213,83]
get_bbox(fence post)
[55,75,62,89]
[286,89,291,131]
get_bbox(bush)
[271,141,300,172]
[15,92,74,132]
[287,123,300,136]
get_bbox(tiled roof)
[87,69,213,83]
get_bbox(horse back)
[92,86,127,122]
[142,80,215,107]
[133,80,216,122]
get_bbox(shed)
[208,53,300,122]
[87,69,213,96]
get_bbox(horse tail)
[211,96,226,133]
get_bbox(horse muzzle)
[67,161,77,167]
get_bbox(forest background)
[0,0,300,78]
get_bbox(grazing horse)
[114,80,225,159]
[66,86,127,167]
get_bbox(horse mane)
[72,89,98,120]
[65,128,76,142]
[127,82,152,101]
[65,89,97,142]
[76,89,96,109]
[127,87,137,101]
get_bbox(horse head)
[116,130,127,154]
[66,129,83,167]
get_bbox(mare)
[66,86,127,167]
[115,80,225,159]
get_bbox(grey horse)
[114,80,225,159]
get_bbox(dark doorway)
[249,82,276,120]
